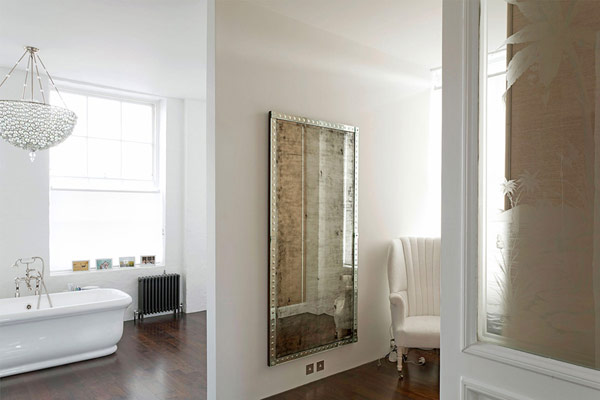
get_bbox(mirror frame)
[268,111,359,366]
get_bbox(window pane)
[50,191,164,271]
[49,89,156,187]
[88,138,121,179]
[50,136,87,177]
[122,102,153,143]
[87,97,121,140]
[122,142,153,180]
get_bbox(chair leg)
[397,357,403,379]
[397,347,408,379]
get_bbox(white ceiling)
[0,1,440,99]
[249,0,442,69]
[0,0,207,99]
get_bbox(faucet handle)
[11,258,36,272]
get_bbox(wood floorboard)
[0,312,206,400]
[264,349,439,400]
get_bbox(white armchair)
[387,237,440,376]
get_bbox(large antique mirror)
[268,111,359,366]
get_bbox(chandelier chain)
[32,54,45,104]
[36,54,67,108]
[30,50,34,101]
[0,47,68,108]
[21,55,31,101]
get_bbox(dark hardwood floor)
[0,312,207,400]
[265,349,440,400]
[0,311,438,400]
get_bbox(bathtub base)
[0,345,118,378]
[0,289,131,379]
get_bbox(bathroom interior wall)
[214,1,437,398]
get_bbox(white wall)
[184,99,208,312]
[0,69,190,321]
[206,1,216,396]
[214,2,435,398]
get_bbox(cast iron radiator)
[135,273,183,321]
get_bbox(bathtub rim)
[0,288,132,327]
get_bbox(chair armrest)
[389,291,407,306]
[389,291,408,328]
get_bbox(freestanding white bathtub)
[0,288,132,378]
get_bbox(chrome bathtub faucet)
[12,257,53,309]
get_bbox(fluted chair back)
[387,237,441,317]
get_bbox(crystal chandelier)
[0,46,77,161]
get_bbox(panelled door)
[442,0,600,399]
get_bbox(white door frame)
[441,0,600,398]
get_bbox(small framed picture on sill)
[96,258,113,270]
[119,257,135,267]
[141,255,156,265]
[72,260,89,271]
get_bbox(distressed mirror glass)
[479,0,600,369]
[269,112,358,366]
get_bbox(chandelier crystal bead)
[0,100,76,151]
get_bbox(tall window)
[49,87,164,272]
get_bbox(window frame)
[48,80,167,273]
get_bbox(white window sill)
[50,264,165,277]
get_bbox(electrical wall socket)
[316,360,325,371]
[306,363,314,375]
